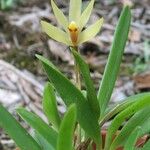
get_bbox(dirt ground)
[0,0,150,149]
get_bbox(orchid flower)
[41,0,104,47]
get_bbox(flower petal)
[78,18,104,45]
[69,0,81,23]
[79,0,94,31]
[41,20,72,46]
[51,0,69,32]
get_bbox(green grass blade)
[51,0,68,32]
[72,49,100,119]
[34,131,54,150]
[41,20,71,46]
[124,127,141,150]
[0,104,41,150]
[36,55,101,145]
[97,6,131,116]
[43,82,61,131]
[57,104,76,150]
[110,107,150,149]
[105,93,150,150]
[17,108,58,149]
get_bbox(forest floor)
[0,0,150,149]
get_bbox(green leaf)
[97,6,131,116]
[51,0,68,32]
[139,117,150,136]
[78,18,103,45]
[17,108,58,149]
[100,93,150,126]
[34,131,54,150]
[124,126,141,150]
[79,0,94,30]
[69,0,81,23]
[43,82,61,131]
[104,93,150,150]
[1,0,13,10]
[41,20,72,46]
[57,104,76,150]
[141,139,150,150]
[72,49,100,119]
[110,106,150,149]
[0,104,41,150]
[36,54,101,145]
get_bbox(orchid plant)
[42,0,103,88]
[1,0,150,150]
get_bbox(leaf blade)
[36,55,101,145]
[0,104,41,150]
[17,108,58,149]
[97,6,131,116]
[99,93,146,126]
[110,106,150,149]
[57,104,76,150]
[72,49,100,119]
[43,82,61,131]
[34,131,54,150]
[105,93,150,150]
[124,126,141,150]
[141,139,150,150]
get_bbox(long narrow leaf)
[34,131,54,150]
[124,127,141,150]
[97,6,131,116]
[138,116,150,137]
[57,104,76,150]
[43,82,61,131]
[0,104,41,150]
[141,139,150,150]
[105,93,150,150]
[17,108,58,149]
[36,55,101,145]
[99,93,148,126]
[110,107,150,149]
[72,49,100,119]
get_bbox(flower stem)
[72,46,82,147]
[73,46,81,90]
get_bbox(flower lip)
[68,21,78,32]
[68,21,79,46]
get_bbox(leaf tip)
[16,108,24,115]
[35,54,42,60]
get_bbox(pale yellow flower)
[41,0,104,46]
